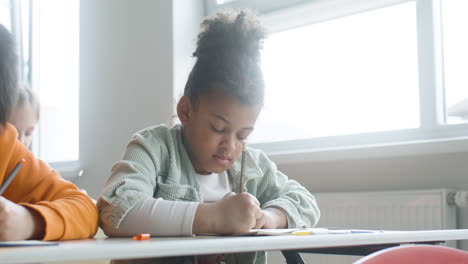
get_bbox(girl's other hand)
[254,207,288,229]
[0,197,45,241]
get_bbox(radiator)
[268,189,457,264]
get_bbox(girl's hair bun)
[183,9,266,106]
[194,9,266,61]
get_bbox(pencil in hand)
[239,143,246,193]
[0,158,25,195]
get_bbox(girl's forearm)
[193,203,219,234]
[26,207,45,240]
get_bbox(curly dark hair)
[184,9,267,106]
[0,24,18,126]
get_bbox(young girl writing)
[8,84,40,148]
[0,24,98,241]
[98,9,319,263]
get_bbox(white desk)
[1,229,468,264]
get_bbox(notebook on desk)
[0,240,58,247]
[238,228,383,236]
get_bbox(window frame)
[205,0,468,162]
[204,0,311,15]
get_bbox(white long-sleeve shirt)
[101,171,232,236]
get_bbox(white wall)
[172,0,203,104]
[78,0,203,197]
[79,0,175,196]
[273,152,468,249]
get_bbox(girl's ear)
[177,96,193,125]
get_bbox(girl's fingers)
[243,192,260,206]
[255,208,263,219]
[223,192,236,198]
[254,216,265,229]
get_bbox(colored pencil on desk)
[0,158,25,195]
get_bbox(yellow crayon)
[292,231,313,236]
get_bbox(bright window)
[6,0,79,164]
[442,0,468,124]
[0,0,11,29]
[202,0,468,155]
[33,0,79,162]
[250,2,419,143]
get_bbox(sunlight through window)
[442,0,468,124]
[250,2,419,143]
[34,0,79,162]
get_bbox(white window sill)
[48,160,82,183]
[261,136,468,165]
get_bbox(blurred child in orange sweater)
[0,24,98,241]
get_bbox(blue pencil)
[0,158,25,195]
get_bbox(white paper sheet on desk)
[0,240,58,247]
[238,228,382,236]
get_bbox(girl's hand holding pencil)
[194,191,262,234]
[0,158,45,241]
[193,143,264,235]
[0,196,44,241]
[193,141,288,235]
[237,142,287,231]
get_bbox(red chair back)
[354,245,468,264]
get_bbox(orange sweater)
[0,123,98,240]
